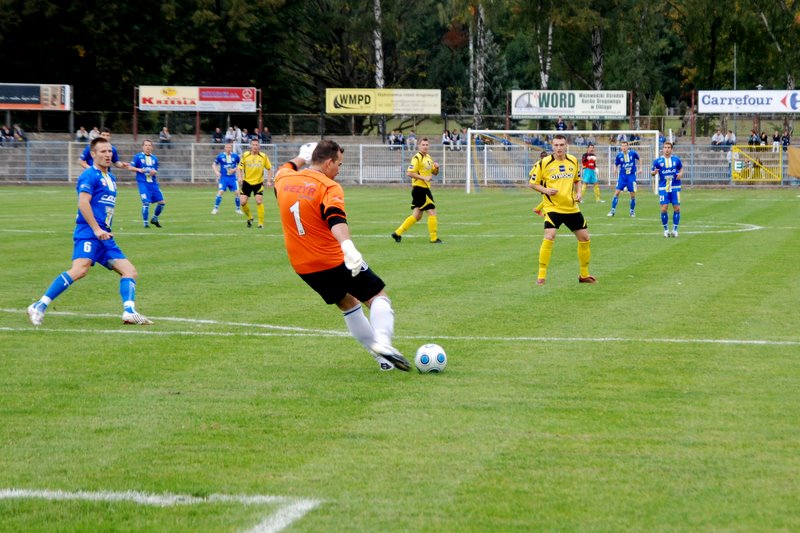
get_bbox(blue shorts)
[582,169,597,184]
[615,176,637,192]
[73,237,126,270]
[137,181,164,204]
[659,190,681,205]
[218,177,238,192]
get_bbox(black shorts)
[240,181,264,197]
[544,211,587,232]
[299,263,386,305]
[411,186,435,211]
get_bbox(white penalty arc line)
[0,488,322,533]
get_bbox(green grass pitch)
[1,183,799,531]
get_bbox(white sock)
[369,296,395,347]
[342,303,375,350]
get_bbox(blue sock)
[120,277,136,312]
[154,203,164,218]
[214,195,222,208]
[142,205,150,223]
[630,198,636,212]
[41,272,74,308]
[673,211,680,229]
[234,196,241,209]
[611,196,619,210]
[661,212,668,229]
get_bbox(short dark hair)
[553,134,567,142]
[90,137,110,150]
[311,140,344,164]
[664,141,674,148]
[100,127,112,134]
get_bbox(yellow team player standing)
[528,134,596,285]
[238,138,273,228]
[391,138,442,244]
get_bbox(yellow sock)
[242,203,252,219]
[427,215,438,241]
[257,203,265,225]
[594,184,601,202]
[538,238,554,280]
[395,215,417,236]
[578,240,591,277]
[534,201,544,212]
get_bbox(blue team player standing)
[78,126,128,172]
[27,137,153,326]
[128,139,166,228]
[651,141,684,237]
[608,140,640,217]
[211,142,243,215]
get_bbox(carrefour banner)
[511,90,626,119]
[0,84,71,110]
[698,90,800,113]
[139,86,256,111]
[326,89,440,115]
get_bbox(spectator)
[1,125,13,145]
[158,126,171,149]
[88,126,100,140]
[13,124,28,142]
[406,130,417,151]
[442,129,452,150]
[460,128,468,149]
[724,130,736,146]
[772,130,781,152]
[781,129,791,150]
[262,127,272,144]
[450,129,461,151]
[211,127,224,144]
[241,128,250,143]
[555,116,567,131]
[224,127,235,143]
[388,129,398,150]
[711,128,724,149]
[760,131,768,146]
[396,130,405,147]
[75,126,89,143]
[748,129,759,146]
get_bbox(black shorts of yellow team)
[544,211,587,231]
[411,186,436,211]
[299,263,386,305]
[240,181,264,197]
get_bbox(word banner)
[511,90,626,119]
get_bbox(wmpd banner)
[139,86,256,111]
[698,90,800,113]
[326,89,441,115]
[0,84,71,110]
[511,90,626,119]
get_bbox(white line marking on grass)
[0,488,322,533]
[2,308,797,347]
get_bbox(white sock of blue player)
[368,296,395,347]
[214,195,223,209]
[142,205,150,224]
[661,212,669,230]
[630,198,636,212]
[36,272,74,311]
[120,277,136,313]
[673,211,680,230]
[611,196,619,211]
[343,303,377,350]
[153,203,164,220]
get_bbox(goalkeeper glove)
[340,239,364,277]
[298,142,317,165]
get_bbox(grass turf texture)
[1,184,799,531]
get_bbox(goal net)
[465,129,661,193]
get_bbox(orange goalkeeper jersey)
[275,163,347,274]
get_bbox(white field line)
[0,488,322,533]
[2,308,797,347]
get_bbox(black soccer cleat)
[150,218,162,228]
[247,218,254,228]
[391,232,401,243]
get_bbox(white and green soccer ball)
[414,343,447,373]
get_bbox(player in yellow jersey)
[237,138,273,228]
[391,138,442,243]
[529,134,596,285]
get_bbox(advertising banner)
[698,90,800,113]
[326,89,440,115]
[511,90,626,119]
[0,84,71,111]
[139,86,256,111]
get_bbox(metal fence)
[1,140,798,189]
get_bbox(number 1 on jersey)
[289,201,306,235]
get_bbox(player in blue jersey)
[608,140,640,217]
[128,139,166,228]
[27,137,153,326]
[78,127,127,171]
[211,142,243,215]
[651,141,684,237]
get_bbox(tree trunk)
[473,2,486,129]
[374,0,385,139]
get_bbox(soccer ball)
[414,343,447,373]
